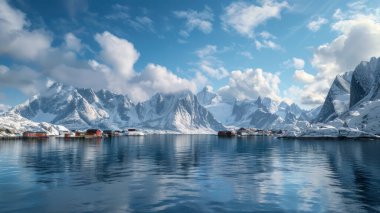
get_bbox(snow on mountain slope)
[12,83,139,130]
[196,86,221,106]
[336,100,380,135]
[0,112,68,136]
[313,57,380,135]
[11,83,224,133]
[136,91,225,133]
[195,87,309,129]
[315,71,352,123]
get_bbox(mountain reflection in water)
[0,135,380,212]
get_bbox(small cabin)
[103,130,113,137]
[75,131,85,137]
[85,129,102,137]
[23,131,48,138]
[218,130,237,137]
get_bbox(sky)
[1,0,380,110]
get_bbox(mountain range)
[2,57,380,134]
[196,86,316,130]
[10,83,224,133]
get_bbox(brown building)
[85,129,102,138]
[23,131,48,138]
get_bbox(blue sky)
[1,0,380,109]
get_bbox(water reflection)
[0,136,380,212]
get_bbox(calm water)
[0,135,380,213]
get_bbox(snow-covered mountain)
[11,83,224,133]
[312,57,380,135]
[136,91,224,133]
[12,83,139,130]
[196,86,221,106]
[0,112,68,136]
[315,71,352,123]
[196,87,310,129]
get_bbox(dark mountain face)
[349,57,380,108]
[315,71,352,123]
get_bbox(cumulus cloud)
[129,64,197,102]
[218,68,281,101]
[293,70,315,83]
[255,30,281,50]
[307,17,328,32]
[221,0,289,38]
[0,1,198,103]
[0,0,52,61]
[174,7,213,37]
[64,33,82,52]
[292,57,305,69]
[0,65,47,95]
[95,31,140,80]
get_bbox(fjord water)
[0,136,380,212]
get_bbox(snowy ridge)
[196,87,311,130]
[10,83,224,133]
[315,71,352,123]
[0,112,68,136]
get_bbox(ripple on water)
[0,136,380,212]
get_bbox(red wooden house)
[23,131,48,138]
[85,129,102,138]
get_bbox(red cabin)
[85,129,102,138]
[23,131,48,138]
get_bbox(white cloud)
[0,65,47,95]
[0,65,9,74]
[0,104,10,114]
[95,31,140,80]
[254,30,282,50]
[196,45,217,58]
[195,45,229,80]
[283,85,302,105]
[239,51,254,59]
[255,39,281,50]
[221,0,289,38]
[129,64,197,102]
[347,1,367,11]
[64,33,82,52]
[129,16,155,32]
[292,57,305,69]
[307,17,328,32]
[174,7,213,37]
[293,70,315,83]
[199,60,229,80]
[218,68,281,101]
[106,5,155,32]
[0,0,52,61]
[259,31,276,39]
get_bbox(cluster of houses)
[218,128,283,137]
[0,128,145,139]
